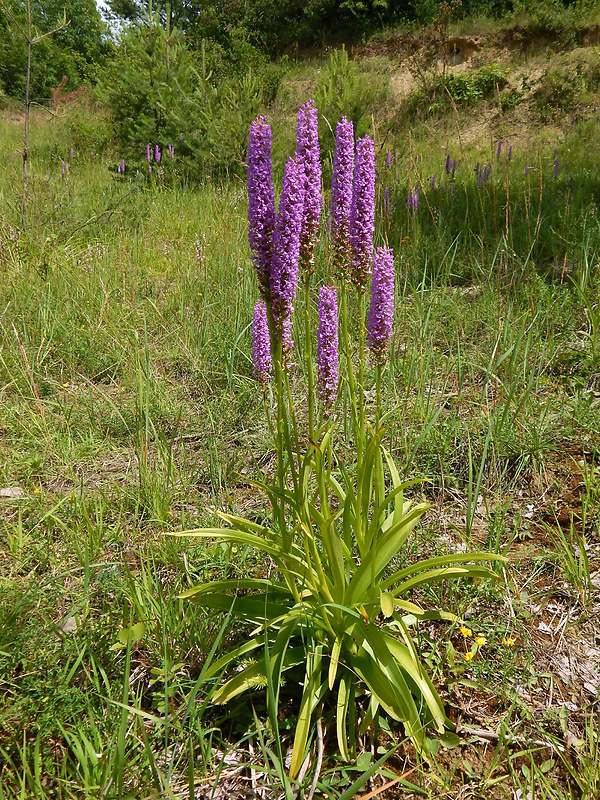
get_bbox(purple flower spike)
[317,286,339,412]
[252,300,272,385]
[525,166,529,176]
[349,135,375,289]
[296,101,322,261]
[496,140,502,159]
[180,134,184,146]
[431,175,436,189]
[386,150,391,169]
[554,157,559,178]
[117,164,121,173]
[445,154,451,173]
[70,148,73,162]
[270,155,305,323]
[330,117,354,277]
[121,158,125,173]
[367,247,395,364]
[147,145,151,164]
[571,116,577,129]
[247,116,276,290]
[508,145,512,161]
[384,185,390,214]
[155,145,161,163]
[407,187,419,210]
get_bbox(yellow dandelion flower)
[460,626,472,638]
[502,637,516,647]
[464,652,474,661]
[475,636,486,646]
[33,487,40,494]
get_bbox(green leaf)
[381,552,508,590]
[336,670,352,762]
[289,646,328,779]
[380,590,394,618]
[439,732,461,749]
[110,621,145,651]
[346,503,429,604]
[394,565,501,596]
[329,635,342,690]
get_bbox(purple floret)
[349,135,375,289]
[317,286,339,412]
[247,116,276,290]
[252,300,272,385]
[367,247,395,365]
[270,155,305,324]
[330,117,354,276]
[296,101,322,261]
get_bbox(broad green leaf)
[380,590,394,618]
[290,646,328,779]
[336,670,351,762]
[381,552,508,590]
[394,565,501,596]
[212,647,306,704]
[178,577,282,600]
[346,504,429,604]
[328,635,342,690]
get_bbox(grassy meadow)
[1,25,600,799]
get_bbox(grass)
[1,26,599,798]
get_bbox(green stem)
[304,276,315,442]
[375,364,382,428]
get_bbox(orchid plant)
[173,102,506,778]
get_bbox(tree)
[0,0,110,100]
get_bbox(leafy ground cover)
[0,22,599,800]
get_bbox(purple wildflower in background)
[407,187,419,210]
[117,164,121,174]
[155,145,161,163]
[508,145,512,161]
[247,116,276,290]
[252,300,272,385]
[61,162,65,177]
[431,175,436,189]
[349,135,375,288]
[554,157,559,178]
[572,116,577,129]
[121,158,125,173]
[446,154,451,173]
[384,185,390,214]
[296,100,322,259]
[149,165,152,174]
[70,148,73,162]
[496,140,502,159]
[483,164,491,182]
[367,247,395,364]
[270,155,305,323]
[147,145,151,164]
[330,117,354,274]
[317,286,339,412]
[386,150,391,169]
[180,134,184,146]
[525,166,529,176]
[65,162,69,174]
